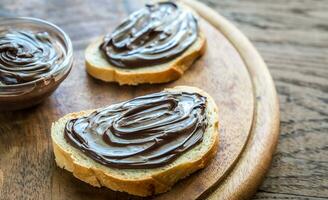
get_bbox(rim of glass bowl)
[0,17,73,95]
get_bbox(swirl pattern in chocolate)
[64,91,207,169]
[100,1,198,68]
[0,30,64,85]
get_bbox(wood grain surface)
[199,0,328,199]
[0,0,325,199]
[0,0,257,199]
[180,1,279,199]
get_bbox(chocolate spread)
[0,30,64,85]
[100,1,198,68]
[64,91,207,169]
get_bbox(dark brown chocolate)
[100,1,198,68]
[0,30,64,85]
[64,91,207,169]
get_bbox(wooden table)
[0,0,327,199]
[200,0,328,199]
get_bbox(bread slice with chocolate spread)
[51,86,219,197]
[85,2,206,85]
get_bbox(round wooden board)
[0,0,279,200]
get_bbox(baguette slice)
[85,28,206,86]
[51,86,219,197]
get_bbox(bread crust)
[51,86,218,197]
[85,31,206,85]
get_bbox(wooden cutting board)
[0,0,279,199]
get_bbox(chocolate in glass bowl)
[0,17,73,111]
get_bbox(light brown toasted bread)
[51,86,219,197]
[85,2,206,85]
[85,33,206,85]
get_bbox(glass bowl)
[0,17,73,111]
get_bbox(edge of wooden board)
[181,0,281,199]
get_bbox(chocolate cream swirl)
[100,1,198,68]
[0,30,64,85]
[64,91,207,169]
